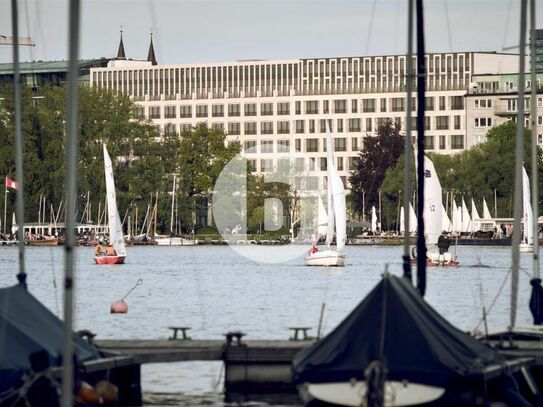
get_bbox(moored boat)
[26,237,59,246]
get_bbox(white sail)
[400,207,405,234]
[483,198,493,220]
[326,124,347,251]
[103,144,126,257]
[461,198,472,233]
[408,202,417,233]
[422,156,442,246]
[471,198,481,232]
[317,195,329,237]
[441,204,452,232]
[451,204,461,233]
[522,166,534,245]
[371,206,377,233]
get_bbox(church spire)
[116,28,126,60]
[147,31,157,66]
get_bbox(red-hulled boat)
[94,255,126,265]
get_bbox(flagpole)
[3,186,7,235]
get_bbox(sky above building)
[0,0,541,65]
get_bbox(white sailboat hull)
[304,380,445,407]
[305,250,345,267]
[520,243,534,253]
[155,237,198,246]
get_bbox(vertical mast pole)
[511,0,527,329]
[415,0,427,296]
[62,0,81,405]
[11,0,26,284]
[529,0,539,279]
[403,0,414,281]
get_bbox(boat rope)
[0,368,61,406]
[49,247,59,316]
[121,279,143,301]
[472,268,511,332]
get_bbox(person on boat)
[309,244,319,255]
[106,245,116,256]
[95,244,105,256]
[437,234,451,254]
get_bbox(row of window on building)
[246,156,356,176]
[136,95,465,120]
[159,114,463,137]
[238,134,464,155]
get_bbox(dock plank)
[94,339,313,364]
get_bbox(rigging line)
[502,0,513,51]
[394,0,400,55]
[49,246,59,316]
[472,267,511,332]
[33,0,46,59]
[364,0,378,56]
[442,0,453,51]
[22,0,34,63]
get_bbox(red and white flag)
[5,177,18,190]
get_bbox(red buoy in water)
[110,300,128,314]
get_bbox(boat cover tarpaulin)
[292,274,504,387]
[0,283,101,391]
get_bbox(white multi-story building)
[90,45,518,188]
[466,72,543,148]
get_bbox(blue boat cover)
[292,274,504,387]
[0,283,101,392]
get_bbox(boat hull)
[26,238,59,246]
[519,243,533,253]
[94,255,126,265]
[411,249,459,267]
[300,380,445,407]
[305,250,345,267]
[155,237,197,246]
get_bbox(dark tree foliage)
[381,121,543,228]
[349,119,404,221]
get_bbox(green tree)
[381,121,543,225]
[349,119,404,223]
[176,123,241,229]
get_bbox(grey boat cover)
[292,274,504,387]
[0,283,101,391]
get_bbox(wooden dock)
[95,338,312,393]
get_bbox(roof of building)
[0,58,111,75]
[117,30,126,60]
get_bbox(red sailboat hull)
[94,255,126,265]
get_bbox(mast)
[415,0,427,296]
[530,0,539,279]
[11,0,25,284]
[511,0,528,329]
[62,0,81,405]
[171,175,176,234]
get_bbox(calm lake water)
[0,244,537,406]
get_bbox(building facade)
[90,52,519,187]
[466,72,543,149]
[0,59,112,92]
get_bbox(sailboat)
[371,206,377,233]
[94,145,127,264]
[400,203,417,235]
[520,166,534,253]
[471,198,481,232]
[412,156,458,267]
[305,124,346,267]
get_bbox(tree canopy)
[0,85,239,234]
[348,119,404,221]
[380,121,543,229]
